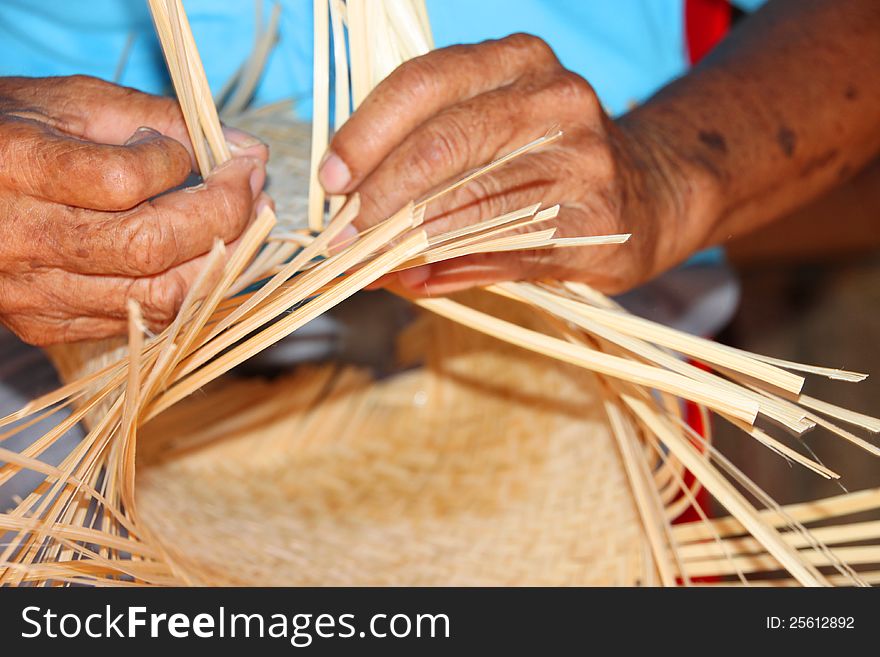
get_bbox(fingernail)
[328,223,358,252]
[256,197,272,216]
[318,151,351,193]
[248,163,266,198]
[398,265,432,290]
[223,125,265,150]
[125,126,161,145]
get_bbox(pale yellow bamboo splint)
[1,0,878,587]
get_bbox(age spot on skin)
[844,85,858,100]
[698,130,727,154]
[776,126,796,158]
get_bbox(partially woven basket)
[132,296,653,586]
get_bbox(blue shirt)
[0,0,693,118]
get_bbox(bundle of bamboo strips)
[1,0,878,586]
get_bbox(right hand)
[318,34,687,297]
[0,75,269,345]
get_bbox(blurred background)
[712,155,880,509]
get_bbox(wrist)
[614,108,724,276]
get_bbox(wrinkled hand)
[319,34,686,296]
[0,75,269,345]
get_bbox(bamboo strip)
[680,520,880,561]
[415,296,759,423]
[308,0,330,231]
[798,394,880,434]
[148,231,428,419]
[620,394,829,587]
[170,0,231,164]
[329,0,351,218]
[674,487,880,543]
[683,545,880,578]
[639,430,749,584]
[0,516,157,558]
[210,194,361,339]
[494,283,812,433]
[428,203,543,248]
[517,288,805,395]
[174,202,417,380]
[603,393,678,586]
[346,0,371,108]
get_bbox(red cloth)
[685,0,731,64]
[674,2,732,527]
[675,398,711,525]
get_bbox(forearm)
[619,0,880,269]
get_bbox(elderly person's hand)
[0,75,268,345]
[318,34,685,296]
[320,0,880,299]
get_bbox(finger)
[392,242,620,297]
[350,75,586,230]
[10,76,268,171]
[0,119,192,210]
[223,125,269,165]
[395,255,522,296]
[384,144,628,294]
[11,75,196,155]
[2,314,128,346]
[88,237,237,331]
[5,240,237,345]
[127,248,230,330]
[55,156,264,276]
[320,34,561,193]
[422,151,561,238]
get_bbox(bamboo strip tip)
[828,371,869,383]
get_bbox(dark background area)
[713,156,880,509]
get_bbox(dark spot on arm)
[698,129,728,153]
[777,126,796,158]
[845,85,858,100]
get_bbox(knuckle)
[95,157,149,210]
[410,115,469,179]
[396,56,438,103]
[593,146,618,184]
[503,33,556,63]
[209,181,250,239]
[551,70,599,109]
[64,74,111,93]
[119,208,178,276]
[139,272,187,326]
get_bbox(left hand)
[0,75,270,344]
[318,34,689,296]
